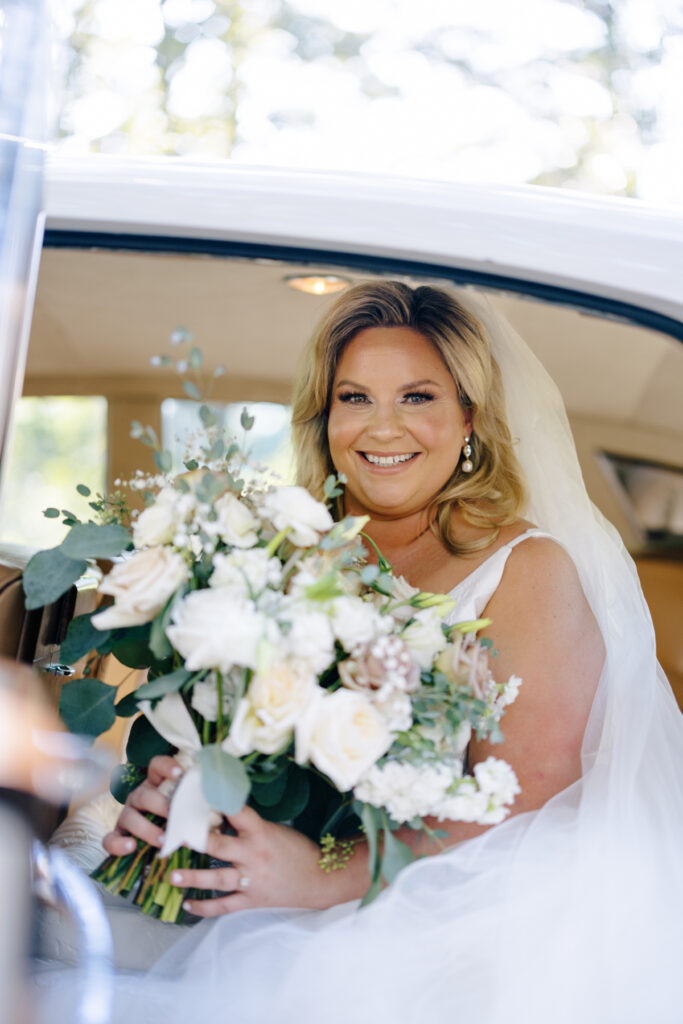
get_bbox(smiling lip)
[358,451,420,468]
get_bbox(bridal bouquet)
[23,337,521,919]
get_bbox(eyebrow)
[335,378,442,389]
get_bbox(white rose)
[295,688,392,792]
[133,488,182,548]
[225,660,318,756]
[210,548,282,596]
[260,486,333,547]
[201,492,259,548]
[330,595,391,654]
[92,547,189,629]
[166,590,265,672]
[401,608,448,670]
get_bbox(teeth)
[364,452,416,466]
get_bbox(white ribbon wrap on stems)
[138,693,221,859]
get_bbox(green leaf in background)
[149,598,175,660]
[240,407,254,431]
[134,667,192,701]
[154,449,173,473]
[250,765,288,807]
[380,825,415,884]
[359,803,381,882]
[109,625,153,669]
[114,692,140,718]
[199,404,216,429]
[183,380,201,401]
[76,483,91,497]
[44,507,60,518]
[59,677,117,738]
[126,715,174,766]
[196,744,250,816]
[23,547,87,610]
[110,761,145,804]
[256,764,310,823]
[189,346,203,369]
[60,611,110,664]
[60,522,132,559]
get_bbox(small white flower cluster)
[355,755,520,826]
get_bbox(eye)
[337,391,369,405]
[402,391,434,405]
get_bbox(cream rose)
[225,660,318,756]
[260,486,333,547]
[92,547,189,629]
[200,492,259,548]
[133,489,181,548]
[295,688,392,792]
[166,590,265,672]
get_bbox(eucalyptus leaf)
[196,745,250,816]
[251,767,288,807]
[256,765,310,823]
[23,547,87,610]
[183,380,201,401]
[60,522,132,559]
[114,692,140,718]
[154,450,173,473]
[149,597,175,660]
[110,762,145,803]
[359,874,383,908]
[199,404,216,428]
[44,507,60,518]
[109,625,153,669]
[134,667,192,701]
[60,612,110,664]
[359,803,381,882]
[189,346,203,369]
[59,677,117,738]
[380,826,415,884]
[126,715,173,767]
[76,483,91,497]
[240,407,254,431]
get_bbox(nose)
[366,402,404,442]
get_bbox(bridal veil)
[75,289,683,1024]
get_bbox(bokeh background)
[50,0,683,204]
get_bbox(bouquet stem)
[91,837,207,924]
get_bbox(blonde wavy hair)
[291,281,527,554]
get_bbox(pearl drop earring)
[461,435,474,473]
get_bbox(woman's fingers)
[168,865,242,893]
[102,827,138,857]
[146,755,184,787]
[205,829,242,863]
[115,803,166,847]
[181,893,249,918]
[128,779,171,819]
[225,804,263,835]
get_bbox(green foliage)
[380,822,415,883]
[23,547,87,610]
[60,611,110,664]
[134,667,192,701]
[126,715,174,766]
[107,625,154,669]
[250,762,288,807]
[60,522,132,559]
[110,761,145,803]
[59,677,117,737]
[196,744,251,816]
[240,407,254,431]
[182,380,201,401]
[256,763,310,823]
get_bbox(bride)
[57,283,683,1021]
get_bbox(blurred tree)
[54,0,683,202]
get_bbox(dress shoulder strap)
[505,527,555,550]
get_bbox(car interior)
[1,242,681,757]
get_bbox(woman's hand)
[102,755,181,856]
[170,805,353,917]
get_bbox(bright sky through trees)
[50,0,683,203]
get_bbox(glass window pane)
[0,396,107,550]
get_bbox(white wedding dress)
[41,293,683,1024]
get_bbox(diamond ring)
[238,875,250,890]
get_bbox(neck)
[347,506,436,563]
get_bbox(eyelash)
[337,391,435,405]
